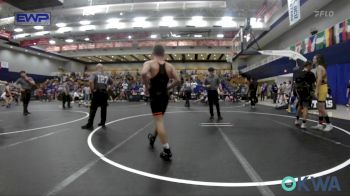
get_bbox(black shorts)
[296,89,311,108]
[150,93,169,116]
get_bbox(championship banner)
[0,61,9,69]
[178,40,197,47]
[61,44,78,51]
[20,38,49,47]
[45,45,61,52]
[310,98,336,110]
[288,0,301,26]
[0,30,11,40]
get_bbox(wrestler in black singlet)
[150,63,169,115]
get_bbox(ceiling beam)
[130,55,140,61]
[169,54,174,60]
[143,54,150,60]
[218,54,225,60]
[118,55,129,61]
[206,54,211,60]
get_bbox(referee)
[204,67,223,121]
[82,64,113,129]
[15,71,36,115]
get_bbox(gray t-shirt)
[90,72,113,90]
[205,75,220,91]
[15,77,35,90]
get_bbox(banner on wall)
[0,30,11,40]
[287,0,301,26]
[0,61,9,69]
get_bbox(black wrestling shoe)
[148,133,156,148]
[160,148,172,161]
[98,123,106,128]
[81,124,93,130]
[217,116,223,121]
[209,116,214,120]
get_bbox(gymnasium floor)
[0,101,349,196]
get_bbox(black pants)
[207,90,221,117]
[21,90,31,113]
[185,90,191,107]
[250,91,258,106]
[272,92,277,103]
[62,94,71,108]
[87,91,108,126]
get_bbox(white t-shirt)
[122,82,128,90]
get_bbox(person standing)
[294,61,316,129]
[249,78,258,109]
[15,71,35,115]
[204,67,223,121]
[271,82,278,103]
[83,84,91,104]
[82,64,113,129]
[4,82,13,108]
[142,45,180,161]
[311,54,333,132]
[183,79,192,107]
[62,78,71,109]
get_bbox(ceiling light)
[159,16,177,27]
[120,12,123,16]
[65,39,74,43]
[194,34,202,38]
[217,16,237,28]
[80,25,95,31]
[33,43,37,45]
[172,34,181,38]
[217,34,224,38]
[150,34,157,39]
[34,31,50,36]
[56,23,66,27]
[174,54,177,57]
[190,58,193,60]
[106,22,125,29]
[33,26,44,30]
[188,16,207,27]
[84,37,90,41]
[106,36,110,40]
[49,40,56,45]
[25,49,28,52]
[132,17,150,28]
[79,20,91,25]
[14,28,23,32]
[56,27,72,33]
[107,18,119,23]
[10,46,13,48]
[134,17,147,22]
[112,56,114,58]
[13,33,29,39]
[128,35,132,39]
[192,16,203,21]
[213,54,216,57]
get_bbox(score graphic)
[310,98,336,109]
